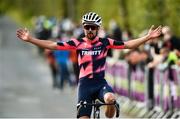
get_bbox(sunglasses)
[84,25,98,30]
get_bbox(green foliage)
[0,0,179,36]
[90,0,122,29]
[126,0,165,36]
[164,0,180,35]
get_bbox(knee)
[79,116,89,119]
[104,93,116,103]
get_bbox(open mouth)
[87,33,94,37]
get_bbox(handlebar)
[77,100,120,118]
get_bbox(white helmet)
[82,12,102,27]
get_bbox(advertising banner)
[154,67,170,111]
[154,68,161,107]
[172,67,180,109]
[114,61,129,97]
[130,67,145,102]
[162,70,170,111]
[105,61,116,89]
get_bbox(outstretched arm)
[17,28,77,50]
[16,28,57,50]
[124,25,162,49]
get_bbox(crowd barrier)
[107,60,129,97]
[105,58,180,117]
[172,66,180,109]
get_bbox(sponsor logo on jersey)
[82,50,101,55]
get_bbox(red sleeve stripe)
[108,45,125,49]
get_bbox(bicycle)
[77,99,120,118]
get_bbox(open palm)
[148,25,162,39]
[16,28,30,41]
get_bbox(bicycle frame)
[77,100,120,119]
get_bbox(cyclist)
[16,12,162,118]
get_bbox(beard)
[87,31,97,40]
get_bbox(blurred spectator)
[148,47,169,109]
[166,51,179,110]
[147,48,167,69]
[53,19,77,89]
[69,50,79,84]
[149,38,163,55]
[109,19,122,41]
[162,26,179,85]
[167,50,179,66]
[44,49,58,89]
[98,27,107,38]
[53,44,72,90]
[138,50,150,71]
[73,23,83,38]
[125,49,140,98]
[122,30,133,41]
[60,18,74,33]
[51,19,61,39]
[162,26,180,51]
[108,19,123,58]
[120,30,134,59]
[175,50,180,66]
[126,49,141,71]
[34,15,46,39]
[34,16,54,55]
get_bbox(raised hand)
[16,28,31,42]
[147,25,162,39]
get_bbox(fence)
[105,58,180,118]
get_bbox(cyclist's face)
[83,25,99,40]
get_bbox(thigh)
[77,86,93,118]
[98,84,114,102]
